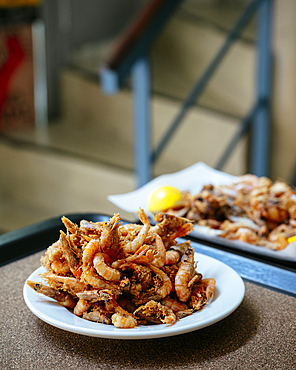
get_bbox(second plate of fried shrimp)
[23,210,245,339]
[109,162,296,262]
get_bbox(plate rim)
[23,253,245,340]
[192,227,296,263]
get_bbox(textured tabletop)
[1,250,295,370]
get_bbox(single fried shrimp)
[201,278,216,301]
[161,295,195,319]
[170,223,194,240]
[100,213,121,260]
[161,296,189,313]
[95,290,138,328]
[160,295,194,320]
[74,298,91,316]
[81,239,120,291]
[150,233,166,267]
[41,272,87,295]
[189,278,216,310]
[59,230,81,278]
[111,312,138,328]
[134,300,176,325]
[81,238,100,282]
[93,252,121,281]
[77,288,121,302]
[117,262,153,303]
[40,241,71,275]
[153,213,193,234]
[76,290,103,302]
[26,281,76,308]
[80,219,104,236]
[165,250,181,265]
[148,264,172,299]
[175,245,196,302]
[83,270,121,293]
[124,245,155,264]
[83,308,111,325]
[61,216,81,236]
[82,239,101,266]
[123,208,151,255]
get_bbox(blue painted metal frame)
[100,0,183,95]
[251,0,273,176]
[191,240,296,296]
[217,0,273,176]
[100,0,273,187]
[132,54,152,185]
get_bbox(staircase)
[0,0,255,233]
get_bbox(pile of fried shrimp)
[26,209,215,328]
[165,174,296,251]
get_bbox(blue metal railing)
[100,0,273,188]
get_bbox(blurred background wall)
[0,0,296,233]
[41,0,146,120]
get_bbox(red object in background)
[0,35,24,121]
[0,24,35,132]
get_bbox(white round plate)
[23,253,245,340]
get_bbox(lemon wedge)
[148,186,183,213]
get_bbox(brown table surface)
[1,250,295,370]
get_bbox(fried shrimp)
[134,300,176,325]
[93,252,121,282]
[80,219,104,236]
[122,208,151,254]
[74,298,91,316]
[82,239,101,269]
[83,309,111,325]
[163,175,296,251]
[175,246,197,302]
[148,264,172,299]
[100,213,121,259]
[59,230,81,278]
[98,289,138,328]
[61,216,80,235]
[189,278,216,310]
[40,241,71,275]
[161,296,189,313]
[41,272,87,295]
[165,250,181,265]
[81,239,120,291]
[26,281,76,308]
[124,245,155,264]
[153,213,193,235]
[27,210,215,328]
[111,312,138,328]
[149,233,166,267]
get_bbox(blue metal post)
[131,54,152,187]
[251,0,273,176]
